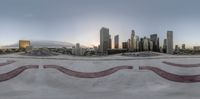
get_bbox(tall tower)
[114,35,119,49]
[167,31,173,54]
[130,30,136,51]
[136,36,140,51]
[100,27,110,53]
[143,37,149,51]
[150,34,160,52]
[109,35,112,49]
[127,39,131,50]
[75,43,80,56]
[163,39,167,53]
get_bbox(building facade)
[75,43,80,56]
[114,35,119,49]
[143,37,149,51]
[167,31,173,54]
[175,45,180,53]
[136,36,140,51]
[127,39,131,50]
[19,40,31,49]
[163,39,167,53]
[100,27,110,54]
[130,30,137,51]
[150,34,160,52]
[148,40,153,51]
[109,35,112,49]
[122,42,128,49]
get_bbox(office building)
[19,40,31,49]
[167,31,173,54]
[150,34,160,52]
[127,39,131,50]
[129,30,137,51]
[148,40,153,51]
[136,36,140,51]
[163,39,167,53]
[122,42,128,49]
[100,27,110,53]
[139,38,144,51]
[114,35,119,49]
[143,37,149,51]
[109,35,112,49]
[75,43,80,56]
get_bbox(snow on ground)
[0,53,200,99]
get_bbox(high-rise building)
[72,43,86,56]
[139,38,144,51]
[143,37,149,51]
[182,44,185,50]
[75,43,80,56]
[127,39,131,50]
[109,35,112,49]
[72,46,75,55]
[150,34,160,52]
[114,35,119,49]
[19,40,31,49]
[122,42,128,49]
[167,31,173,54]
[136,36,140,51]
[163,39,167,53]
[100,27,110,53]
[130,30,136,51]
[148,39,153,51]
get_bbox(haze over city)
[0,0,200,48]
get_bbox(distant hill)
[2,40,88,48]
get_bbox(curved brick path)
[0,65,39,82]
[0,60,16,66]
[162,61,200,68]
[43,65,133,78]
[139,66,200,83]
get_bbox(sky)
[0,0,200,48]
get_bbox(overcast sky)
[0,0,200,48]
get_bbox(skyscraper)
[163,39,167,53]
[167,31,173,54]
[136,36,140,51]
[130,30,136,51]
[109,35,112,49]
[75,43,80,56]
[148,39,153,51]
[150,34,160,52]
[114,35,119,49]
[100,27,110,53]
[143,37,149,51]
[139,38,144,51]
[127,39,131,50]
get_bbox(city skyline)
[0,26,193,49]
[1,0,200,48]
